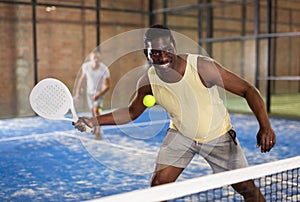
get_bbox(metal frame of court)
[1,0,300,114]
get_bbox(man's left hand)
[256,127,276,153]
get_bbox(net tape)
[87,156,300,202]
[258,76,300,81]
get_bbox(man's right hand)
[73,117,97,132]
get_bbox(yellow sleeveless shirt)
[147,54,232,142]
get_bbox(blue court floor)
[1,107,300,201]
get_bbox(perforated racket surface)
[29,78,92,132]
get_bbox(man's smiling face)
[146,36,177,71]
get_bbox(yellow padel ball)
[143,95,156,107]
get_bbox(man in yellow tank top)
[74,25,276,201]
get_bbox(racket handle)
[85,125,94,133]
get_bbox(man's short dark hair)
[143,24,176,50]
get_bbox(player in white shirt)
[74,50,110,140]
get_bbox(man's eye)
[151,51,160,56]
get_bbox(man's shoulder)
[81,61,91,73]
[100,62,108,68]
[138,72,151,87]
[178,53,188,60]
[179,53,207,64]
[82,61,92,68]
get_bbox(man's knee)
[151,166,183,187]
[151,172,172,186]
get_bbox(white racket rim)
[29,78,78,122]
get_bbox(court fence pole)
[266,0,273,113]
[96,0,100,47]
[254,0,260,90]
[31,0,38,85]
[149,0,156,26]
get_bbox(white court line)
[0,119,168,142]
[0,118,207,167]
[78,134,157,155]
[0,130,157,156]
[0,133,55,142]
[78,132,209,167]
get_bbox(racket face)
[29,78,74,121]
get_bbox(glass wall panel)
[0,3,33,118]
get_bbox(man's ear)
[144,49,152,62]
[144,49,149,60]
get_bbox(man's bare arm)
[74,73,152,130]
[197,57,276,153]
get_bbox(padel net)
[87,156,300,202]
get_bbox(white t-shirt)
[82,61,110,94]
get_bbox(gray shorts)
[156,128,248,173]
[87,94,104,109]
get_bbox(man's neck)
[92,63,100,70]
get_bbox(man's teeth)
[161,62,170,66]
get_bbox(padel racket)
[29,78,93,133]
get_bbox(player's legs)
[151,128,195,186]
[151,164,184,186]
[198,130,265,201]
[231,180,265,202]
[92,105,102,140]
[87,94,103,140]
